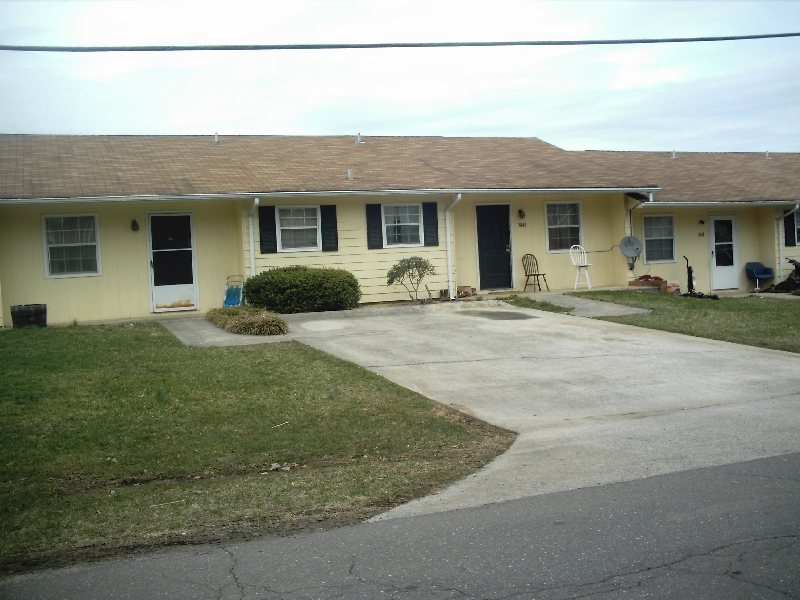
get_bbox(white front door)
[710,215,738,290]
[149,214,199,312]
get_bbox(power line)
[1,32,799,53]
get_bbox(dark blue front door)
[477,204,512,289]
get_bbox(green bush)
[206,306,288,335]
[243,266,361,314]
[387,256,436,302]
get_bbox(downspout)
[778,203,799,279]
[445,192,462,300]
[247,197,260,278]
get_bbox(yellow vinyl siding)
[453,192,630,292]
[0,200,242,326]
[248,198,450,303]
[633,205,781,292]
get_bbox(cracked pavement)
[3,454,798,599]
[3,301,799,598]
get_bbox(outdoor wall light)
[698,219,705,225]
[518,209,526,219]
[131,219,140,231]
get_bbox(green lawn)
[0,324,513,573]
[574,291,800,353]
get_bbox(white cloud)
[0,0,799,150]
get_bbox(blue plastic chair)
[223,275,244,307]
[745,262,774,292]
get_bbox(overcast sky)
[1,0,799,151]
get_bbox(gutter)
[445,193,462,300]
[641,200,799,208]
[1,186,661,205]
[247,197,260,278]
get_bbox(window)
[365,203,438,249]
[44,215,100,277]
[276,206,320,251]
[796,213,800,246]
[546,203,581,251]
[382,204,423,246]
[258,205,337,253]
[643,215,675,262]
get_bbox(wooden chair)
[522,253,549,292]
[569,245,591,289]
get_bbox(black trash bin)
[11,304,47,328]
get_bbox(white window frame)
[643,214,676,263]
[794,212,800,246]
[43,213,102,278]
[382,203,424,247]
[275,206,322,252]
[545,202,582,252]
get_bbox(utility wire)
[1,32,799,53]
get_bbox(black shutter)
[785,211,797,246]
[258,206,277,253]
[422,202,439,246]
[366,204,383,249]
[320,205,338,251]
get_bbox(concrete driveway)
[167,299,800,520]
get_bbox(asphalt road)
[4,300,799,598]
[3,453,798,599]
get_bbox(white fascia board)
[256,186,662,199]
[643,200,799,208]
[1,186,662,205]
[0,194,247,205]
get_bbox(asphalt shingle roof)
[582,150,800,203]
[1,134,798,203]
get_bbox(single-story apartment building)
[1,134,798,326]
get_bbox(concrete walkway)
[162,294,648,347]
[162,295,800,522]
[515,291,653,317]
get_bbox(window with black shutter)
[365,202,439,249]
[259,205,338,253]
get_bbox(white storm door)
[710,216,738,289]
[149,214,198,312]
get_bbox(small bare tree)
[386,257,436,302]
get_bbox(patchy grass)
[502,295,573,313]
[0,324,513,573]
[574,290,800,353]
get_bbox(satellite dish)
[619,236,643,258]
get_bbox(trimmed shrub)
[206,306,288,336]
[243,266,361,314]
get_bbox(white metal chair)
[569,245,591,289]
